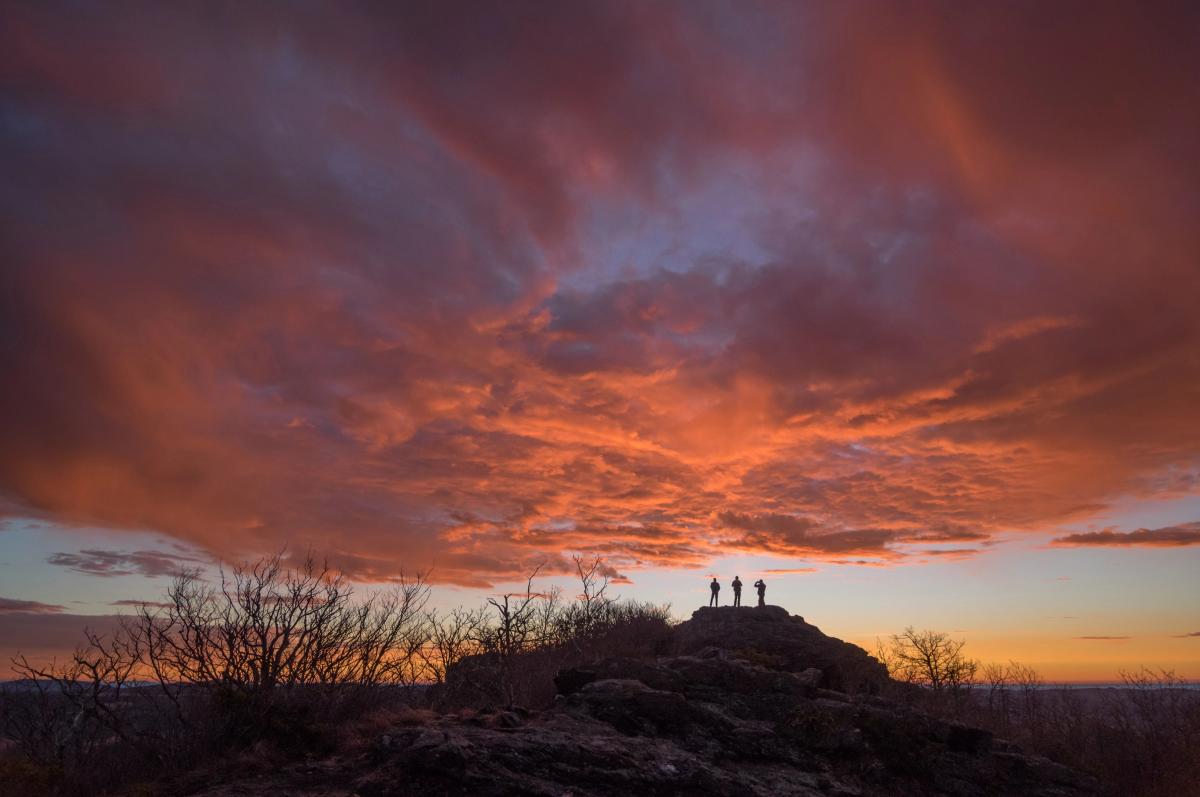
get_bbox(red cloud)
[1,3,1198,587]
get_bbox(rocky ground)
[187,607,1098,796]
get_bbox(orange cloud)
[1,2,1197,588]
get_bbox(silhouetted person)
[754,578,766,607]
[709,577,720,607]
[732,576,743,607]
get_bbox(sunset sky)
[2,2,1198,681]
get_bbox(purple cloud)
[46,549,202,578]
[1052,522,1200,548]
[0,597,66,614]
[109,599,174,609]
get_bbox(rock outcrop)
[672,606,892,694]
[187,607,1098,797]
[351,648,1094,796]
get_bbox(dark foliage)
[0,554,671,796]
[875,636,1200,797]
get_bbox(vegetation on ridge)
[1,555,1196,797]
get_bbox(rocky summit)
[673,606,892,694]
[190,607,1097,797]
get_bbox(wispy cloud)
[1076,636,1131,641]
[47,549,203,578]
[110,599,174,609]
[1052,523,1200,548]
[0,597,65,614]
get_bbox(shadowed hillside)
[182,606,1096,797]
[8,559,1191,796]
[674,606,891,694]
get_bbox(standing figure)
[754,578,766,607]
[709,577,721,607]
[732,576,743,607]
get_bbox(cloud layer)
[45,548,205,578]
[0,597,65,614]
[1051,523,1200,548]
[2,2,1199,586]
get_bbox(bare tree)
[882,627,979,699]
[8,552,432,767]
[1007,660,1043,736]
[981,661,1012,729]
[575,555,614,617]
[978,659,1042,734]
[2,552,686,794]
[126,554,429,699]
[478,565,546,706]
[421,607,485,684]
[9,626,147,766]
[554,554,618,654]
[427,557,673,709]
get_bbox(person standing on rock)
[732,576,743,607]
[709,577,720,607]
[754,578,766,607]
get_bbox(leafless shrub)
[420,607,485,684]
[9,627,158,768]
[554,555,618,651]
[980,661,1012,729]
[973,660,1046,742]
[131,554,428,693]
[432,556,673,710]
[3,553,431,794]
[475,565,549,707]
[876,627,978,715]
[958,654,1200,796]
[1096,668,1200,795]
[1007,661,1044,737]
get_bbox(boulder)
[672,605,891,693]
